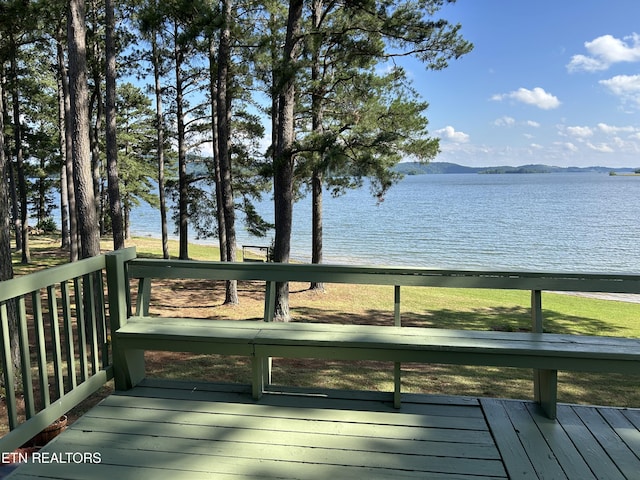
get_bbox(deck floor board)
[5,381,640,479]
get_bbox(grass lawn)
[10,235,640,414]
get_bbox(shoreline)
[550,291,640,303]
[128,234,640,304]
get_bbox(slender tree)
[0,55,19,373]
[207,30,226,263]
[151,33,170,259]
[270,0,472,320]
[57,29,79,261]
[115,82,158,236]
[272,0,304,321]
[9,40,30,264]
[105,0,125,250]
[68,0,100,259]
[216,0,239,303]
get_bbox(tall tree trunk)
[1,66,21,253]
[10,47,30,264]
[59,147,70,249]
[217,0,238,304]
[311,168,324,288]
[56,40,70,248]
[309,0,324,291]
[68,0,100,259]
[152,36,169,259]
[7,159,20,251]
[175,24,189,260]
[89,83,102,232]
[105,0,124,250]
[209,36,226,263]
[273,0,303,322]
[89,0,102,233]
[58,35,79,261]
[0,69,19,372]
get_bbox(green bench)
[113,316,640,419]
[106,254,640,420]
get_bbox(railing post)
[531,289,543,333]
[261,281,276,389]
[531,289,543,402]
[17,297,36,419]
[47,285,65,399]
[0,302,18,430]
[134,277,152,316]
[264,281,276,324]
[106,248,144,390]
[394,285,401,408]
[531,289,557,418]
[32,290,51,408]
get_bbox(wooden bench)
[113,316,640,419]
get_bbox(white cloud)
[597,123,636,135]
[561,142,579,153]
[493,116,515,127]
[566,126,594,138]
[526,120,541,128]
[600,74,640,106]
[567,33,640,72]
[587,142,615,153]
[553,141,579,152]
[491,87,560,110]
[434,126,470,143]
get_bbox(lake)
[130,173,640,274]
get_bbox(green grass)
[12,235,640,408]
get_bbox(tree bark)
[309,0,324,292]
[89,81,102,234]
[68,0,100,259]
[105,0,125,250]
[58,34,79,261]
[152,36,169,259]
[0,69,19,372]
[209,36,226,263]
[310,168,324,290]
[217,0,238,304]
[175,23,189,260]
[9,45,30,264]
[56,33,70,249]
[273,0,304,321]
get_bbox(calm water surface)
[131,173,640,274]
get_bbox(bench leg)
[535,369,558,419]
[113,346,145,391]
[251,356,272,400]
[251,357,262,399]
[394,362,401,408]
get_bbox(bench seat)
[113,317,640,419]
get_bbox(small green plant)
[36,217,58,234]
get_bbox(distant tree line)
[0,0,471,320]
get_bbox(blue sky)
[406,0,640,168]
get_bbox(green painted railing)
[0,247,136,453]
[128,257,640,328]
[2,246,639,452]
[126,257,640,407]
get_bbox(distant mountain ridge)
[394,162,637,175]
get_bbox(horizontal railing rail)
[127,258,640,325]
[127,259,640,291]
[0,247,136,453]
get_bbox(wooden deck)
[5,380,640,479]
